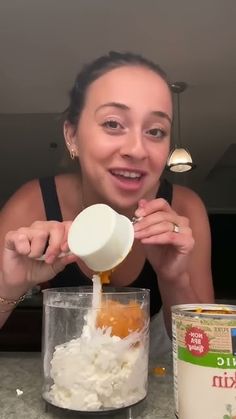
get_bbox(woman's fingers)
[138,227,195,254]
[41,227,67,263]
[4,230,33,256]
[2,221,76,287]
[133,200,194,254]
[50,253,78,276]
[21,228,49,258]
[134,219,180,237]
[135,198,174,219]
[134,198,180,235]
[134,210,189,234]
[4,221,72,262]
[43,221,72,262]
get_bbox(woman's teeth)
[111,170,142,179]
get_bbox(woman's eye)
[146,128,165,138]
[102,120,122,130]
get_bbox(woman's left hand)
[133,198,195,282]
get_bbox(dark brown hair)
[65,51,170,126]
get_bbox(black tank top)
[39,177,173,317]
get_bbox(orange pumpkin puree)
[96,299,145,338]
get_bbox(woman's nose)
[120,131,148,160]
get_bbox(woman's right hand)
[2,220,78,289]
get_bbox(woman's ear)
[64,121,79,160]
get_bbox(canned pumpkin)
[172,304,236,419]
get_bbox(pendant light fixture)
[166,82,195,172]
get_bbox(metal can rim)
[171,303,236,318]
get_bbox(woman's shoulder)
[172,183,208,218]
[0,172,81,233]
[1,178,44,217]
[0,178,47,237]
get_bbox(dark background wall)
[209,214,236,299]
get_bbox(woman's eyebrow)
[95,102,130,114]
[95,102,172,124]
[151,111,172,125]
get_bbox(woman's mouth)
[111,169,143,180]
[109,169,145,190]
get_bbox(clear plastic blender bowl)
[42,287,150,413]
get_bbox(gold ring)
[173,223,180,233]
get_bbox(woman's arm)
[0,180,44,325]
[0,180,76,328]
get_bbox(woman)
[0,52,214,352]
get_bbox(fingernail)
[136,209,145,217]
[45,254,55,264]
[132,216,143,224]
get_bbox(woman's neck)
[80,179,161,219]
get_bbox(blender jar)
[42,286,150,413]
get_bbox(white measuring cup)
[67,204,134,272]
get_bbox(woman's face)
[67,65,172,211]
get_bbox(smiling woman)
[0,51,214,353]
[63,59,172,208]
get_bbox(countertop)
[0,351,175,419]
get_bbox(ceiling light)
[166,82,195,173]
[167,147,194,172]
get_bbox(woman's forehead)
[84,65,172,115]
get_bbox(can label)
[172,306,236,419]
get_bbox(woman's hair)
[65,51,170,126]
